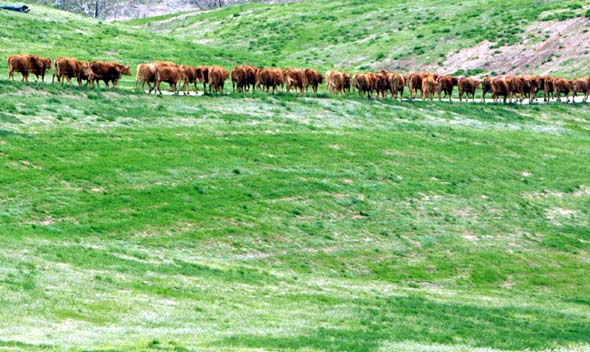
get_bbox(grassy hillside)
[0,2,262,81]
[1,2,590,352]
[130,0,590,76]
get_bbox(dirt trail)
[141,88,589,105]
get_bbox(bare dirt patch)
[440,17,590,76]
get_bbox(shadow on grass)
[216,295,590,351]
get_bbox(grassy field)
[1,80,590,351]
[1,2,590,352]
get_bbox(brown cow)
[231,66,249,93]
[53,57,94,86]
[326,70,347,95]
[407,73,423,100]
[8,54,52,82]
[374,70,390,99]
[284,68,306,94]
[388,73,405,100]
[408,72,437,99]
[521,75,540,102]
[257,68,275,93]
[135,63,157,92]
[196,66,210,93]
[245,65,258,92]
[491,77,510,103]
[422,76,437,100]
[182,65,200,95]
[343,72,351,94]
[154,62,184,94]
[208,66,229,94]
[505,76,525,103]
[354,73,374,98]
[540,76,555,102]
[571,78,589,102]
[481,76,493,102]
[436,75,458,102]
[256,68,284,94]
[553,78,571,103]
[458,77,479,102]
[304,68,323,94]
[90,61,131,89]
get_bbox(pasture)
[1,1,590,351]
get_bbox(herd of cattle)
[7,54,590,103]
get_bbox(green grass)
[1,80,590,351]
[1,2,590,351]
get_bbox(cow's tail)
[135,65,144,90]
[7,57,12,78]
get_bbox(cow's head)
[81,64,94,79]
[118,65,131,76]
[43,58,52,70]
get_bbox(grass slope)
[1,2,590,352]
[130,0,590,75]
[0,2,262,81]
